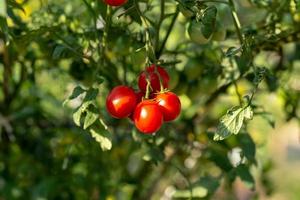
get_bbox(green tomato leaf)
[0,16,9,43]
[52,45,66,60]
[69,86,85,100]
[73,107,83,127]
[238,133,256,164]
[84,87,99,102]
[83,106,99,130]
[90,128,112,151]
[193,176,220,196]
[214,106,253,141]
[243,106,253,120]
[81,87,99,111]
[95,75,104,85]
[63,86,85,106]
[7,0,25,13]
[226,47,241,57]
[0,0,7,17]
[236,164,255,190]
[200,6,217,39]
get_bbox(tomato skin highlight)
[133,100,163,134]
[138,65,170,93]
[106,86,137,119]
[103,0,127,6]
[155,92,181,122]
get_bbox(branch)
[156,8,179,58]
[228,0,243,44]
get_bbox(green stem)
[156,7,179,58]
[155,0,165,52]
[234,81,242,105]
[134,0,160,94]
[102,6,112,57]
[228,0,243,44]
[145,79,151,99]
[134,0,156,62]
[53,32,93,62]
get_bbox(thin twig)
[228,0,243,44]
[156,8,179,58]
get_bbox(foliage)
[0,0,300,199]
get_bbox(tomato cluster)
[106,65,181,134]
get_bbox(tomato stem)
[228,0,244,44]
[145,79,151,99]
[153,64,164,92]
[134,0,157,63]
[102,5,112,53]
[156,7,179,58]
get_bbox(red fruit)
[106,85,137,118]
[138,65,170,93]
[103,0,127,6]
[155,92,181,122]
[133,100,163,134]
[135,91,145,103]
[129,91,145,121]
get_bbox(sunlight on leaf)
[214,106,253,140]
[90,128,112,151]
[0,0,6,17]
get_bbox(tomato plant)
[1,0,300,199]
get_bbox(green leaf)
[207,147,233,171]
[63,86,85,106]
[81,87,99,110]
[243,106,253,120]
[214,106,253,141]
[70,86,85,99]
[236,164,255,190]
[226,47,241,57]
[194,176,220,196]
[73,107,83,127]
[200,6,217,39]
[84,87,99,101]
[7,0,25,13]
[83,106,99,130]
[238,133,256,163]
[52,45,66,59]
[0,16,9,44]
[15,26,59,48]
[90,128,112,151]
[95,75,104,85]
[0,0,7,17]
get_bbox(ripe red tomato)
[138,65,170,93]
[106,86,137,119]
[135,90,144,103]
[129,90,145,121]
[103,0,127,6]
[133,100,163,134]
[155,92,181,122]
